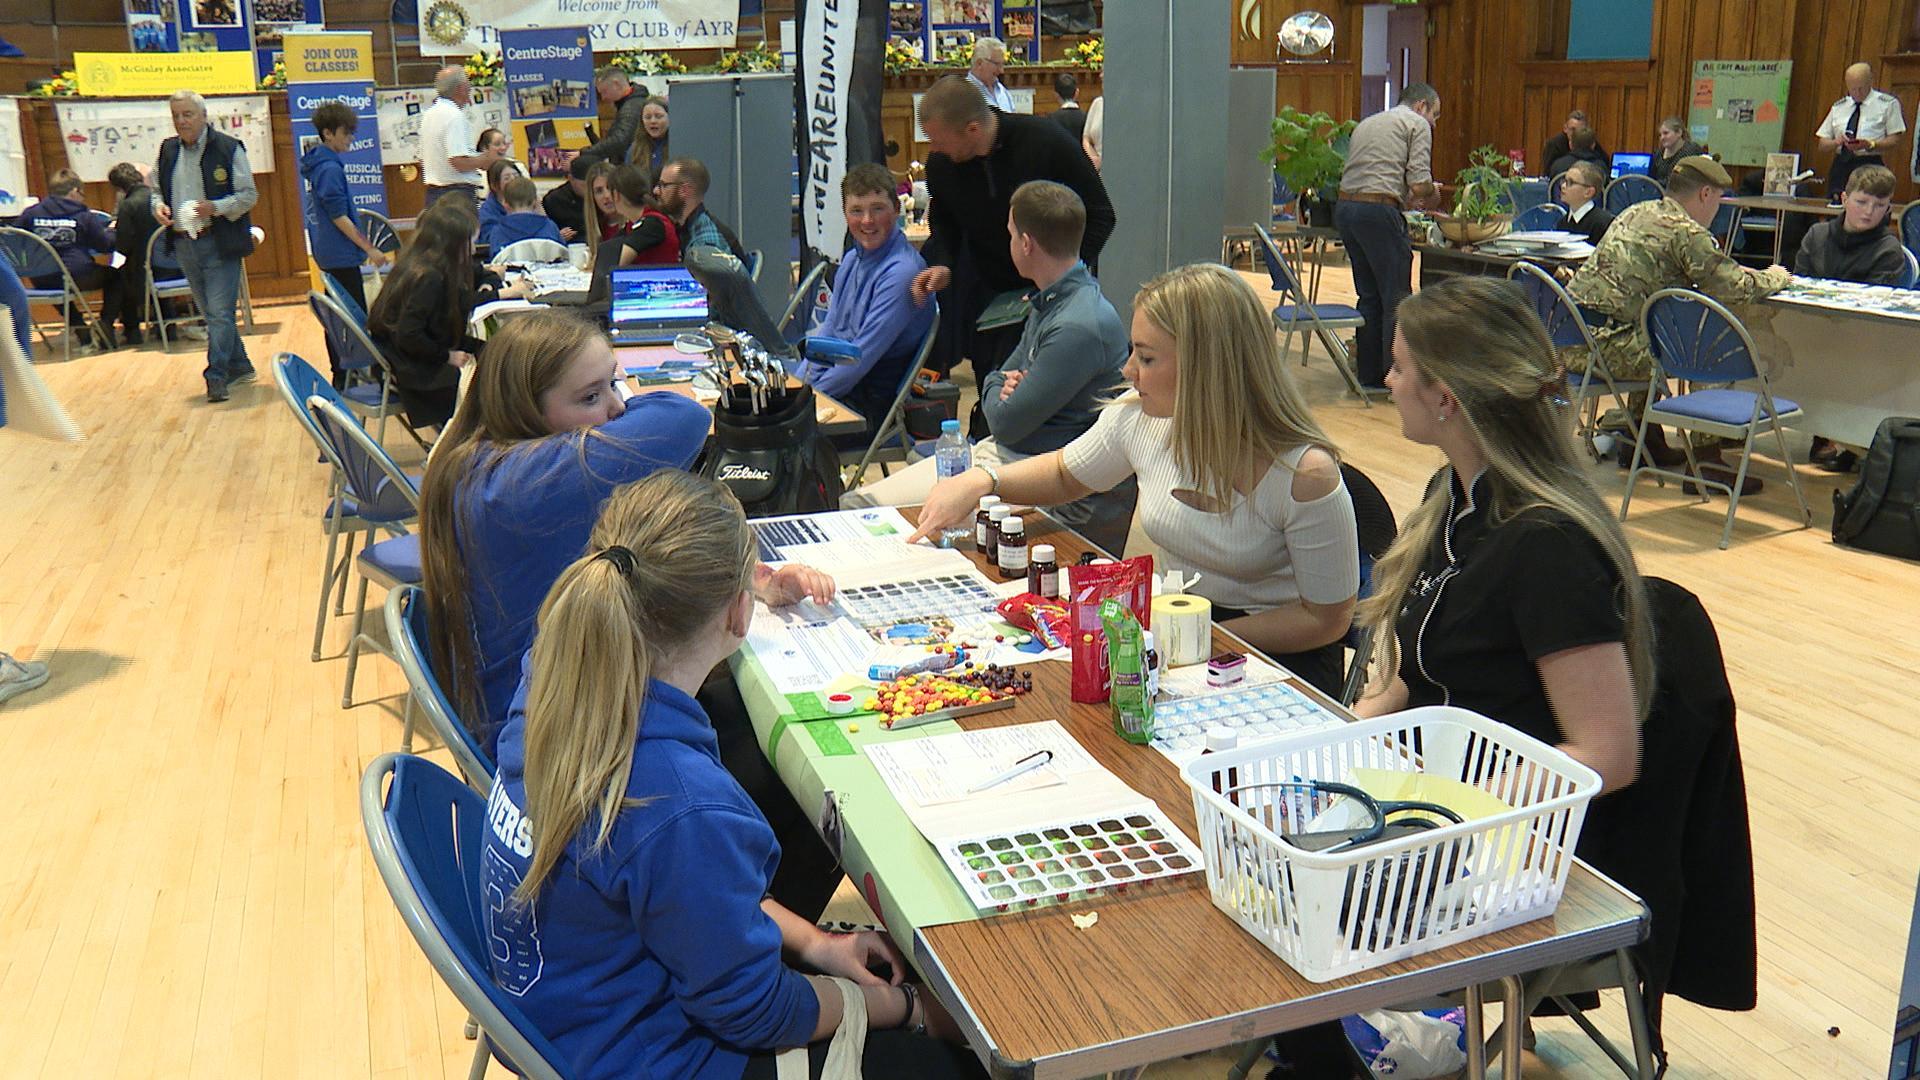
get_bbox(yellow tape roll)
[1151,594,1212,666]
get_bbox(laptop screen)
[1611,152,1653,180]
[608,266,709,328]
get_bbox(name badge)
[213,167,228,183]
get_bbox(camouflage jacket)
[1565,197,1789,380]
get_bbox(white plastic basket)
[1181,706,1602,982]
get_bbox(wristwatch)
[977,462,1000,495]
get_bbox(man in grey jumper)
[845,181,1136,553]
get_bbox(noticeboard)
[1688,59,1792,167]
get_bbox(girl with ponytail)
[481,472,981,1080]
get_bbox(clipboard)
[975,289,1032,332]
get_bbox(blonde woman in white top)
[1082,96,1104,168]
[910,263,1359,693]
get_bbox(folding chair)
[1708,202,1746,255]
[1622,288,1811,549]
[239,225,261,331]
[1507,260,1638,459]
[309,290,428,451]
[1901,247,1920,289]
[386,586,496,787]
[145,227,202,352]
[1604,174,1664,215]
[1548,170,1571,206]
[746,248,764,282]
[358,208,404,266]
[307,395,424,707]
[493,238,569,265]
[1251,223,1369,401]
[1337,463,1398,707]
[845,302,941,490]
[361,753,569,1080]
[1512,202,1569,232]
[321,274,368,326]
[777,259,830,346]
[1902,203,1920,264]
[273,353,416,663]
[0,226,100,361]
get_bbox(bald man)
[1817,62,1904,202]
[420,65,502,207]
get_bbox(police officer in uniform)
[1817,63,1904,202]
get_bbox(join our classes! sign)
[416,0,739,56]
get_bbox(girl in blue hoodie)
[484,470,983,1080]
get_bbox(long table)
[732,510,1650,1080]
[1757,282,1920,446]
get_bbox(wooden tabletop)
[613,344,867,437]
[1720,194,1845,214]
[895,511,1649,1078]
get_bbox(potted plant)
[1437,144,1520,244]
[1260,105,1356,227]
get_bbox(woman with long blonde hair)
[1356,276,1652,792]
[912,262,1359,693]
[481,472,983,1080]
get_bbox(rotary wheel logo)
[84,60,117,91]
[423,1,471,47]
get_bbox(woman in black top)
[1649,117,1703,187]
[1355,277,1652,794]
[366,197,521,429]
[108,163,159,346]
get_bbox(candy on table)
[866,670,1022,721]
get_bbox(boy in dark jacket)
[14,168,124,350]
[486,175,565,252]
[108,162,158,346]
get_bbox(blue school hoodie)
[477,194,509,247]
[12,194,114,280]
[486,209,565,251]
[299,142,363,271]
[483,672,820,1080]
[452,391,710,755]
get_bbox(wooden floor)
[0,258,1911,1079]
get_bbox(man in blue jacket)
[790,163,934,434]
[13,168,124,352]
[484,174,565,251]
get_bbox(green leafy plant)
[1450,144,1520,222]
[1259,105,1357,200]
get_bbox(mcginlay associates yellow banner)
[74,52,258,97]
[282,31,376,84]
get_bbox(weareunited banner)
[797,0,885,260]
[288,82,388,217]
[500,27,597,176]
[416,0,738,56]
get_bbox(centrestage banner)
[417,0,740,55]
[57,95,277,181]
[288,81,388,217]
[501,27,597,177]
[73,51,258,97]
[798,0,887,260]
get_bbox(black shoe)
[228,365,257,385]
[122,328,144,347]
[1808,436,1840,466]
[1819,449,1859,473]
[206,378,230,403]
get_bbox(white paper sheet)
[752,507,919,569]
[746,604,877,696]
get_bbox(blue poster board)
[500,27,598,177]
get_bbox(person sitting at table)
[627,95,672,179]
[486,174,566,252]
[542,154,593,242]
[1793,164,1903,473]
[14,168,125,352]
[108,162,160,349]
[789,163,934,436]
[418,308,845,921]
[1559,160,1616,244]
[1542,110,1608,178]
[1358,276,1651,792]
[475,126,513,168]
[580,160,622,246]
[909,262,1359,695]
[1566,155,1789,491]
[604,162,680,268]
[1548,126,1607,180]
[475,158,524,250]
[1648,116,1703,187]
[366,197,521,429]
[481,469,982,1080]
[848,180,1138,556]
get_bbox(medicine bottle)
[997,515,1028,579]
[1027,543,1058,598]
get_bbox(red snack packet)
[1065,556,1153,703]
[996,593,1071,649]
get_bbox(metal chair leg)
[1226,1038,1269,1080]
[1465,981,1489,1080]
[400,692,417,753]
[1499,975,1526,1079]
[465,1036,491,1080]
[1766,414,1813,526]
[343,574,372,708]
[312,526,345,661]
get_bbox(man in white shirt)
[420,65,502,207]
[1815,62,1904,200]
[965,37,1014,113]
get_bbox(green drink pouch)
[1101,598,1153,744]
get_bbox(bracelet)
[898,982,927,1035]
[977,462,1000,496]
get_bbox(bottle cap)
[1142,629,1155,652]
[940,419,960,433]
[988,505,1010,521]
[1001,515,1023,535]
[978,495,1002,511]
[1204,726,1238,752]
[1032,543,1055,561]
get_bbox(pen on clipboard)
[966,749,1054,794]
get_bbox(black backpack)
[1831,418,1920,560]
[699,383,844,518]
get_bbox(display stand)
[669,72,797,319]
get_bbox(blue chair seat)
[1649,388,1799,425]
[1274,302,1364,323]
[341,381,388,408]
[22,288,68,302]
[358,533,422,586]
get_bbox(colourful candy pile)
[866,667,1030,721]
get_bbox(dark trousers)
[36,262,123,340]
[741,1028,987,1079]
[319,265,371,387]
[1333,200,1411,387]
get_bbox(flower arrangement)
[464,49,502,87]
[1066,36,1103,71]
[715,40,782,74]
[884,38,923,74]
[609,49,687,77]
[31,70,79,97]
[937,41,974,67]
[258,58,288,90]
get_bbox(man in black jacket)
[1542,109,1608,178]
[542,154,592,241]
[911,74,1115,378]
[577,66,648,165]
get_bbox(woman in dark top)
[366,197,521,429]
[1649,116,1704,187]
[107,162,159,346]
[606,162,679,267]
[626,96,671,178]
[1355,276,1652,794]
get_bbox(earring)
[1435,412,1448,422]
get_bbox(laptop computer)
[1610,152,1653,180]
[607,265,710,345]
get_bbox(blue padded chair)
[1708,202,1747,255]
[1605,173,1664,215]
[1623,288,1811,549]
[1902,203,1920,266]
[1507,260,1638,459]
[361,753,569,1080]
[386,586,496,789]
[1337,463,1398,707]
[307,395,424,706]
[143,226,204,352]
[1512,203,1569,233]
[357,208,403,277]
[845,301,941,490]
[322,274,369,326]
[745,249,765,283]
[777,259,831,346]
[1272,175,1296,223]
[308,290,425,451]
[1252,222,1370,401]
[1900,246,1920,290]
[274,353,417,662]
[0,225,99,361]
[1548,170,1572,206]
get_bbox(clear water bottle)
[933,419,972,549]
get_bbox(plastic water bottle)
[933,419,973,549]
